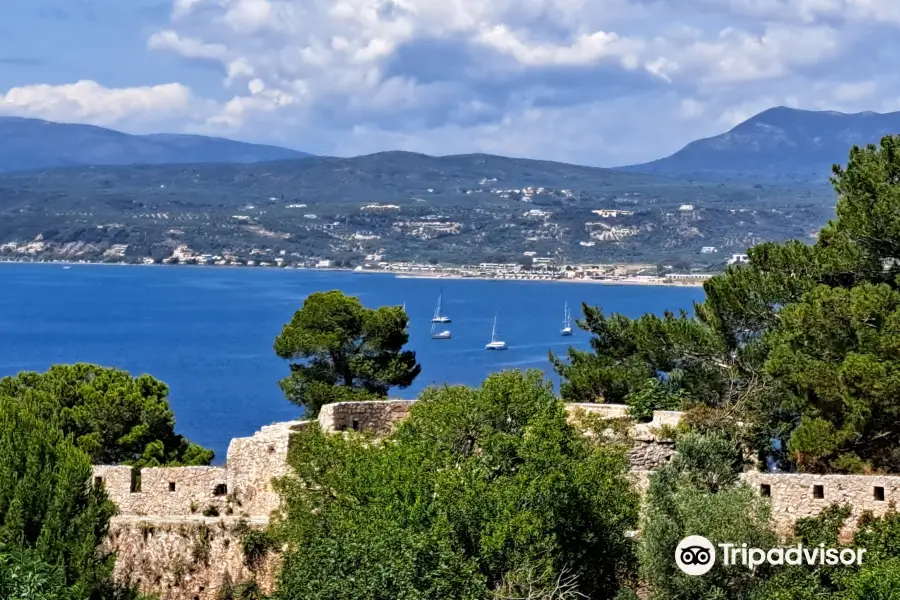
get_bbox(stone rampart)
[96,401,679,522]
[94,466,229,517]
[105,516,279,600]
[95,400,681,599]
[318,399,414,434]
[740,471,900,540]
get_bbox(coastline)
[392,272,709,287]
[0,259,713,287]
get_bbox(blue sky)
[1,0,898,165]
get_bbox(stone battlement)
[93,400,680,520]
[96,400,681,599]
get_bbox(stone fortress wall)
[97,400,900,599]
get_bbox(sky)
[1,0,899,166]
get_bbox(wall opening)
[813,485,824,499]
[130,468,142,493]
[94,476,103,489]
[875,486,886,501]
[351,419,360,431]
[760,484,771,497]
[169,482,176,492]
[213,483,227,496]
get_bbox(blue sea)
[0,263,704,461]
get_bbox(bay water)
[0,264,704,461]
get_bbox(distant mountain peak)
[0,116,311,173]
[622,106,900,181]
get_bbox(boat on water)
[561,301,573,336]
[431,289,451,323]
[431,321,451,340]
[485,314,507,350]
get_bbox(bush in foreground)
[271,370,639,599]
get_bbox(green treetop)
[273,290,421,417]
[0,395,116,599]
[553,134,900,474]
[0,363,213,468]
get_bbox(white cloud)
[148,30,229,61]
[831,80,878,103]
[0,80,196,127]
[674,0,900,25]
[474,26,644,68]
[650,25,842,85]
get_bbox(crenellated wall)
[96,401,678,523]
[97,400,680,599]
[94,466,229,517]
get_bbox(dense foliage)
[0,395,117,599]
[0,363,213,467]
[271,370,639,599]
[636,433,775,600]
[273,290,421,416]
[554,134,900,474]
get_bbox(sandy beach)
[392,272,710,287]
[0,259,713,287]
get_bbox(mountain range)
[0,116,311,172]
[1,107,898,180]
[623,106,900,180]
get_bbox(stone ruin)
[94,400,900,599]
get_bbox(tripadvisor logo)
[675,536,866,576]
[675,536,716,575]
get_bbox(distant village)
[0,234,748,285]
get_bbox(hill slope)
[0,151,834,266]
[624,107,900,180]
[0,117,311,172]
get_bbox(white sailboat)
[485,314,507,350]
[431,289,451,323]
[561,302,573,336]
[431,319,451,340]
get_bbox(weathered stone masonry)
[95,400,900,599]
[95,401,678,600]
[740,472,900,540]
[93,420,303,600]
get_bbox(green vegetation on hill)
[0,151,834,266]
[0,395,149,600]
[632,432,900,600]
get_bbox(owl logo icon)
[675,536,716,575]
